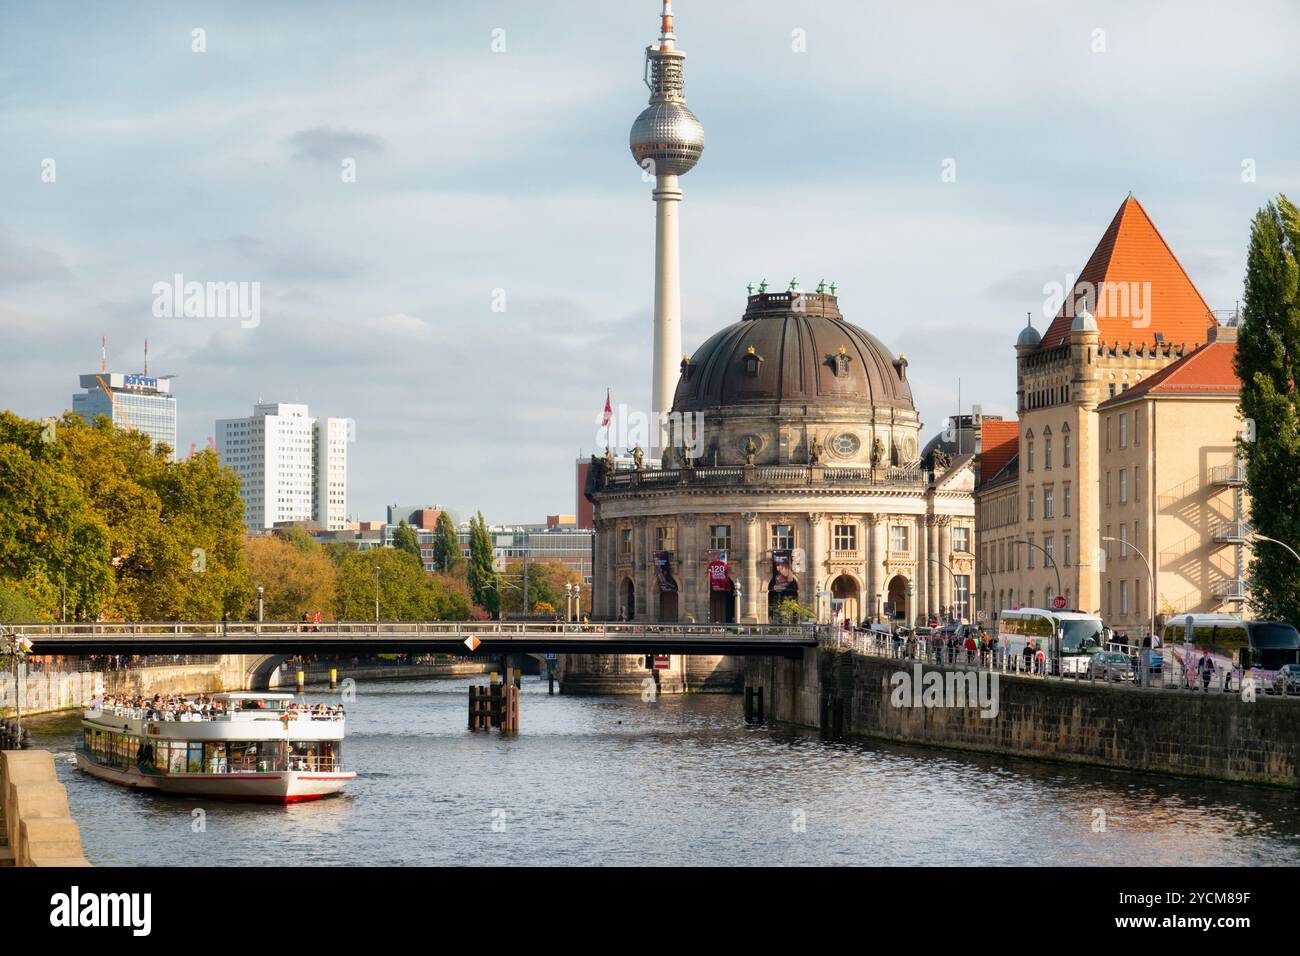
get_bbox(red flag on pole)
[600,389,612,427]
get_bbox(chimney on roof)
[1208,324,1237,344]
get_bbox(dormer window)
[831,346,851,376]
[743,345,763,377]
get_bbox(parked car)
[1272,663,1300,696]
[1087,651,1134,682]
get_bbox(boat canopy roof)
[213,692,296,701]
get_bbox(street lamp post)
[564,582,574,622]
[1250,533,1300,565]
[256,586,264,626]
[1101,535,1155,644]
[734,582,743,627]
[374,565,380,624]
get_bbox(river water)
[26,675,1300,866]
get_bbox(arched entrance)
[620,577,635,621]
[768,578,799,622]
[658,585,679,623]
[830,574,860,624]
[886,575,909,623]
[709,578,736,623]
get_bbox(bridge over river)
[5,621,819,659]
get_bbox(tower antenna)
[101,335,107,373]
[143,338,149,376]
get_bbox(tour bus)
[1160,614,1300,690]
[997,608,1107,676]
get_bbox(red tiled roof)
[1098,341,1240,408]
[978,419,1019,486]
[1040,196,1215,350]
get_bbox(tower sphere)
[630,101,705,176]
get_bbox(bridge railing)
[8,620,827,642]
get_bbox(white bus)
[1160,613,1300,689]
[997,608,1107,675]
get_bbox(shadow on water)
[22,675,1300,867]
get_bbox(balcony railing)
[1208,462,1246,486]
[1211,521,1252,544]
[596,463,927,493]
[1210,580,1249,602]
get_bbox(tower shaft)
[652,174,683,423]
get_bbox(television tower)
[629,1,704,434]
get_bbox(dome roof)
[1016,321,1042,347]
[1071,310,1099,333]
[672,291,914,413]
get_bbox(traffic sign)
[653,655,671,670]
[464,635,481,651]
[977,610,986,623]
[1052,595,1067,610]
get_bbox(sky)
[2,0,1298,524]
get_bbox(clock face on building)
[831,433,860,457]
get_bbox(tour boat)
[76,692,355,804]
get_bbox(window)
[1105,472,1111,506]
[656,526,676,552]
[1119,469,1128,504]
[1134,466,1140,502]
[1027,435,1035,472]
[1120,523,1129,557]
[1063,482,1072,517]
[890,525,909,552]
[1106,415,1112,450]
[1044,486,1055,518]
[1119,413,1128,449]
[954,575,970,621]
[1044,535,1055,565]
[1063,533,1072,567]
[1120,580,1130,614]
[709,525,731,552]
[1027,536,1035,569]
[1134,412,1141,446]
[1027,489,1035,521]
[771,524,794,550]
[620,528,633,555]
[833,524,857,552]
[953,526,970,553]
[1045,433,1053,470]
[1063,431,1072,467]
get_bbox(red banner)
[707,549,730,592]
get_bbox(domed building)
[573,287,977,692]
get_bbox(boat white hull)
[75,753,354,804]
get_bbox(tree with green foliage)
[0,411,249,621]
[391,520,421,561]
[273,526,318,555]
[1237,194,1300,624]
[770,597,815,624]
[466,512,499,616]
[432,510,463,573]
[333,546,467,621]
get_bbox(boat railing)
[89,704,345,724]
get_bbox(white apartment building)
[216,403,349,531]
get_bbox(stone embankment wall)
[0,750,90,867]
[745,647,1300,788]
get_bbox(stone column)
[938,516,953,621]
[681,514,698,623]
[742,512,760,623]
[917,515,929,625]
[809,512,827,622]
[925,515,935,621]
[866,514,884,622]
[633,516,649,621]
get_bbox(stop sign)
[1052,595,1067,610]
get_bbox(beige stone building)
[975,195,1242,632]
[587,289,977,630]
[1096,333,1247,637]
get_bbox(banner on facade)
[652,550,677,592]
[707,549,730,592]
[770,548,795,593]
